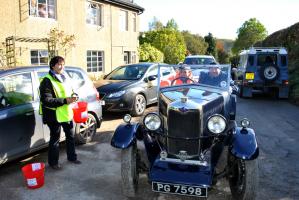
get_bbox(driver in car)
[199,66,227,87]
[172,65,194,85]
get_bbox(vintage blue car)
[111,65,259,199]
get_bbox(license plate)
[245,73,254,80]
[99,100,105,105]
[152,182,207,197]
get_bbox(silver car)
[0,66,102,165]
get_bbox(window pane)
[86,2,101,26]
[37,71,48,79]
[40,57,48,64]
[31,50,38,57]
[87,51,91,57]
[31,58,39,64]
[86,50,104,72]
[29,0,37,16]
[39,50,48,57]
[66,70,85,89]
[48,0,55,6]
[48,5,55,19]
[2,73,33,106]
[38,3,48,18]
[248,56,254,66]
[281,56,287,66]
[119,10,128,31]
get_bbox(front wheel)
[228,155,259,200]
[131,94,146,116]
[121,142,139,198]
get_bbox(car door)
[144,65,159,104]
[0,71,44,163]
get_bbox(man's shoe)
[68,160,81,164]
[50,164,62,170]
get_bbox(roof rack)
[240,47,288,55]
[250,47,285,50]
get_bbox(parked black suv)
[237,47,289,98]
[0,66,102,165]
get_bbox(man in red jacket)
[171,65,194,85]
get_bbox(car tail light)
[93,86,100,101]
[282,80,289,85]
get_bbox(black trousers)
[47,121,77,166]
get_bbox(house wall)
[0,0,141,78]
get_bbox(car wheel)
[121,142,139,198]
[228,155,259,200]
[75,113,97,144]
[131,94,146,116]
[261,65,279,82]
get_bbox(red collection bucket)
[72,101,88,123]
[21,162,45,189]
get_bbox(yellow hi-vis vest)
[41,74,73,122]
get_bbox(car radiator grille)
[167,109,201,157]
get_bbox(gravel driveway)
[0,95,299,200]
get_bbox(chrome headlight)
[143,113,161,131]
[107,90,125,98]
[123,114,132,123]
[207,114,227,134]
[240,118,250,128]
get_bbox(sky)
[134,0,299,40]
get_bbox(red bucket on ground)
[72,101,88,123]
[21,162,45,189]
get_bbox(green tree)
[232,18,267,54]
[165,18,179,30]
[148,17,163,31]
[138,43,164,62]
[141,28,186,64]
[182,31,208,55]
[204,32,217,58]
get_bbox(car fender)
[111,122,140,149]
[229,127,259,160]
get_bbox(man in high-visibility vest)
[39,56,81,170]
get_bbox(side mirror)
[147,75,157,81]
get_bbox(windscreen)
[158,65,231,91]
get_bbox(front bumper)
[102,95,134,112]
[149,156,213,187]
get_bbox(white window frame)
[124,51,130,64]
[131,51,136,63]
[30,50,49,65]
[132,13,137,32]
[119,10,128,31]
[87,50,104,72]
[86,1,103,26]
[29,0,57,19]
